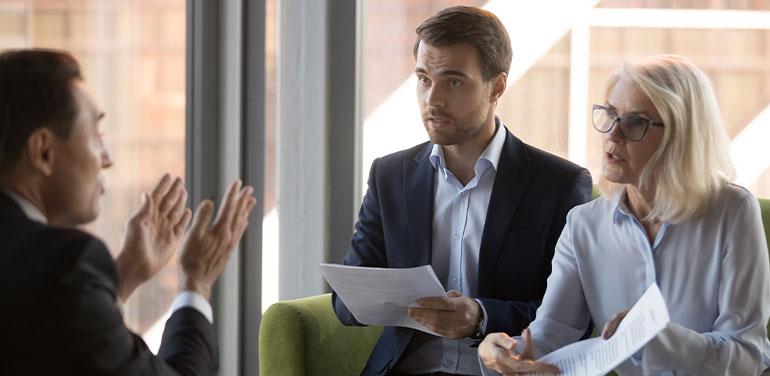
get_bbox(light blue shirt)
[395,118,506,375]
[483,184,770,375]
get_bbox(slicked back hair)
[0,49,82,173]
[413,6,512,82]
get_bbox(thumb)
[190,199,215,235]
[134,192,153,220]
[447,290,462,298]
[521,327,535,360]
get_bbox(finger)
[519,360,562,374]
[232,197,257,240]
[520,327,535,360]
[174,208,192,236]
[133,192,153,221]
[230,185,254,232]
[488,332,517,351]
[168,187,188,225]
[213,179,242,229]
[158,177,184,216]
[190,199,215,237]
[416,296,454,310]
[150,173,173,204]
[446,290,462,298]
[602,309,630,339]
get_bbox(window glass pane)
[362,1,770,199]
[0,0,186,352]
[262,0,280,312]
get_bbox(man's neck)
[442,120,497,186]
[0,177,49,223]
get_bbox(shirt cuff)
[171,291,214,324]
[474,298,490,335]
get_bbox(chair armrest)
[259,293,383,375]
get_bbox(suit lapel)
[478,129,534,294]
[403,143,434,267]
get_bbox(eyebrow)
[604,102,652,118]
[414,67,469,79]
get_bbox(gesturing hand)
[117,174,192,302]
[178,179,256,300]
[407,290,481,339]
[479,329,561,375]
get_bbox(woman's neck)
[625,184,661,244]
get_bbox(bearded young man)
[0,49,255,375]
[332,6,593,376]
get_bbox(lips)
[604,151,625,163]
[423,112,451,129]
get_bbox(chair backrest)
[259,293,382,375]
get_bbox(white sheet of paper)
[528,283,670,376]
[320,263,448,336]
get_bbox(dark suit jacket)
[0,190,218,375]
[332,127,593,375]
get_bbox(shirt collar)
[429,115,507,174]
[611,186,628,225]
[1,188,48,224]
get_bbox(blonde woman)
[478,55,770,375]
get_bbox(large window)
[362,0,770,198]
[0,0,187,351]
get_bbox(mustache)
[422,109,452,121]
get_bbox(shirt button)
[460,191,465,196]
[454,234,460,240]
[447,360,454,366]
[452,277,458,284]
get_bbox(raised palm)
[117,174,192,301]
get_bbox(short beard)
[424,116,486,146]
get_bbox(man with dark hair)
[332,6,592,376]
[0,49,256,375]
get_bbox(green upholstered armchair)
[259,198,770,375]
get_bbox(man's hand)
[407,290,481,339]
[178,179,256,300]
[117,174,192,302]
[479,329,561,375]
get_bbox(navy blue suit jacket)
[332,127,593,375]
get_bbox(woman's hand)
[479,328,561,375]
[601,309,630,339]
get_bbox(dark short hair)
[413,6,512,82]
[0,49,82,172]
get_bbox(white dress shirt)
[483,184,770,375]
[396,119,506,375]
[2,188,213,323]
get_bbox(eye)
[624,116,647,127]
[448,79,460,87]
[418,75,431,85]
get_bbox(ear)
[489,72,508,103]
[26,127,57,177]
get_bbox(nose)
[605,118,625,143]
[425,86,445,108]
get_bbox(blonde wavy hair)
[598,55,736,223]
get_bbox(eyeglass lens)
[593,107,648,141]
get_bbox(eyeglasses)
[592,104,664,142]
